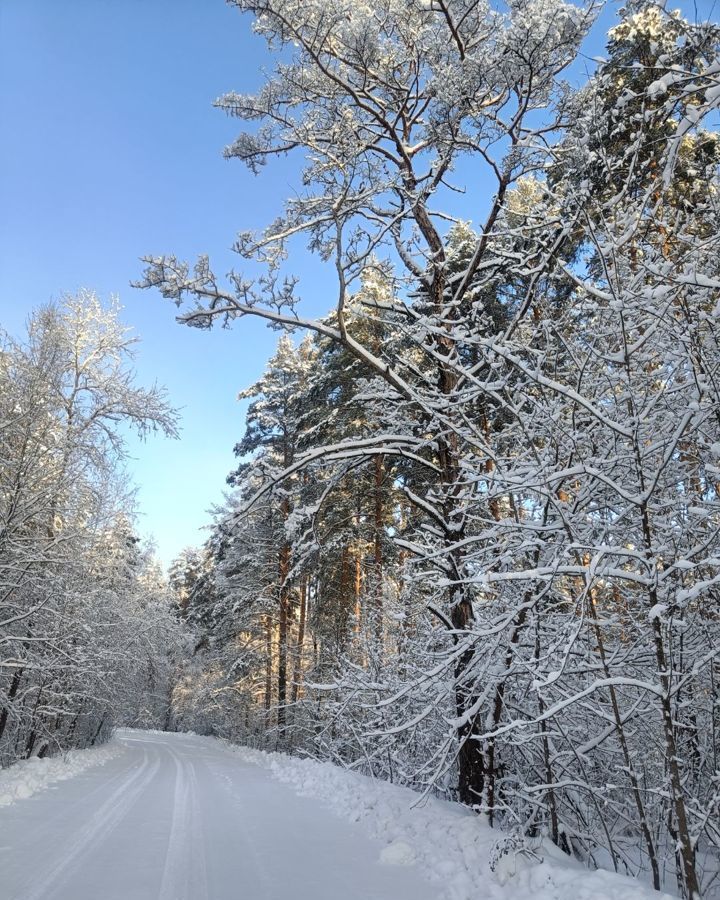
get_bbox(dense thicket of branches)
[0,292,181,765]
[145,2,720,896]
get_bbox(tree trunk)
[0,665,23,742]
[373,454,384,638]
[89,713,107,747]
[637,500,699,898]
[264,614,273,712]
[291,577,308,705]
[587,581,660,889]
[353,553,362,634]
[277,580,289,731]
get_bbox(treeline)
[149,2,720,897]
[0,292,180,765]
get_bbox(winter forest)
[3,0,720,898]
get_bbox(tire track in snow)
[158,744,190,900]
[187,757,209,900]
[7,743,134,846]
[22,745,161,900]
[202,756,274,900]
[158,743,209,900]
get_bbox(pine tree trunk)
[277,539,290,731]
[439,410,484,807]
[373,454,384,638]
[291,577,308,705]
[340,545,349,622]
[264,615,273,712]
[353,553,362,633]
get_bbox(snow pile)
[380,838,416,866]
[232,746,675,900]
[0,741,122,808]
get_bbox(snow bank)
[231,745,675,900]
[0,741,122,808]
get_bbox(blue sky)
[0,0,714,568]
[0,0,327,567]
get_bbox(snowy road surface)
[0,730,439,900]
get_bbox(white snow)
[0,743,121,807]
[0,729,438,900]
[0,729,678,900]
[380,839,417,865]
[230,744,678,900]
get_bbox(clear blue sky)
[0,0,714,568]
[0,0,332,567]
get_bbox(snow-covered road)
[0,730,439,900]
